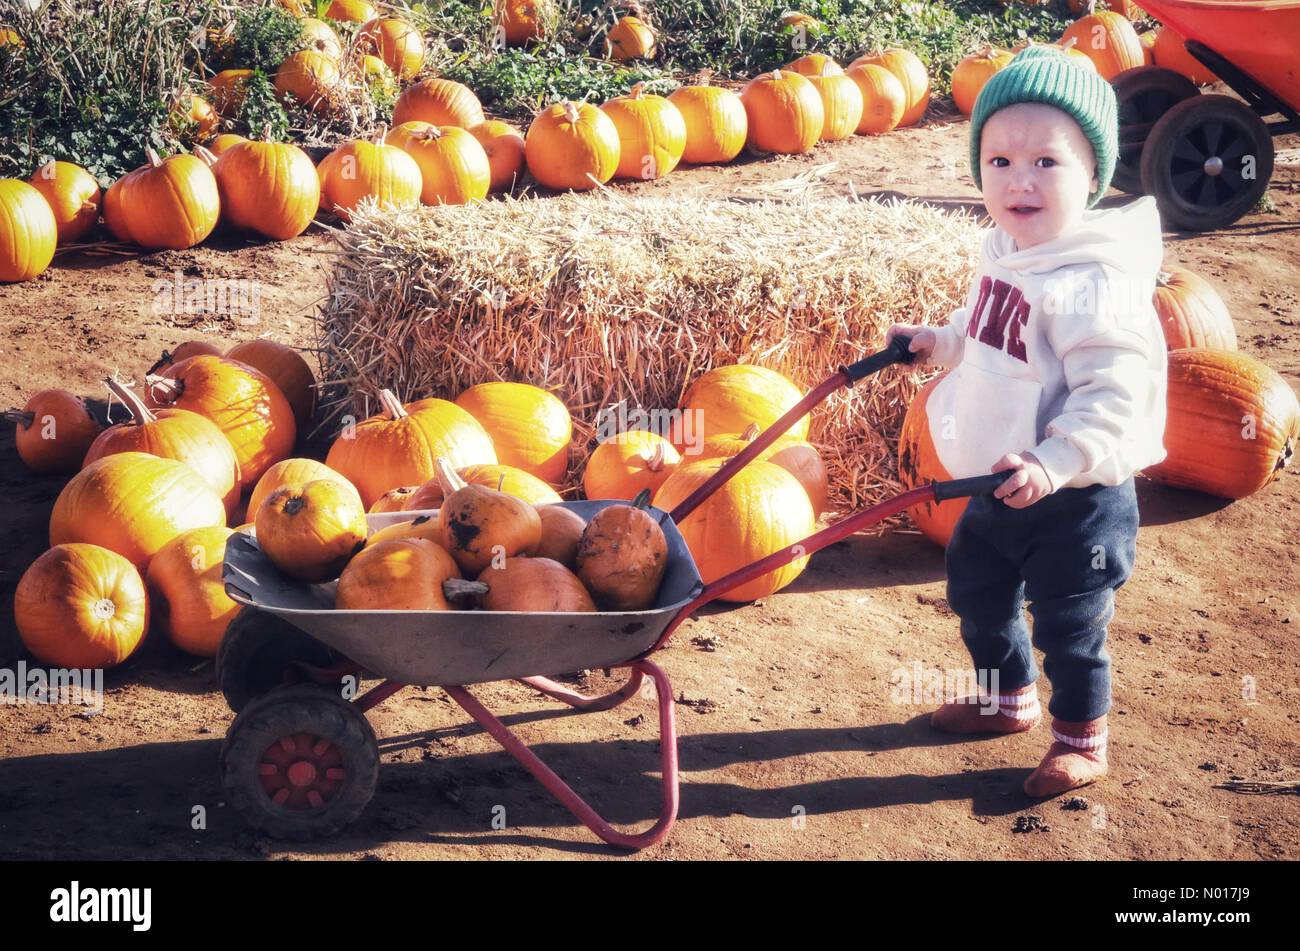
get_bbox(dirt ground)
[2,108,1298,861]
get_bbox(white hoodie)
[924,196,1168,493]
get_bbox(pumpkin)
[606,15,656,61]
[1056,37,1099,73]
[404,461,562,509]
[699,423,828,517]
[0,27,24,48]
[1153,26,1219,85]
[435,458,542,576]
[299,17,343,58]
[740,70,824,155]
[50,452,227,569]
[386,122,491,205]
[255,479,368,582]
[1153,267,1237,351]
[145,354,297,489]
[469,120,527,192]
[248,457,362,516]
[336,537,462,610]
[146,525,239,657]
[474,557,595,612]
[952,46,1014,116]
[454,381,571,483]
[779,12,822,34]
[85,378,242,518]
[575,495,668,610]
[849,48,929,127]
[14,544,149,668]
[28,160,101,244]
[897,372,962,547]
[324,390,497,508]
[316,130,423,222]
[1062,10,1144,80]
[392,77,485,129]
[583,430,680,500]
[845,64,906,135]
[274,49,340,111]
[147,340,223,376]
[653,458,814,603]
[495,0,553,47]
[277,0,307,15]
[1144,350,1299,499]
[325,0,377,24]
[102,148,219,251]
[209,69,255,116]
[371,485,419,512]
[534,504,586,569]
[600,82,688,180]
[524,101,621,191]
[363,512,442,548]
[807,64,864,142]
[225,339,317,429]
[675,363,809,447]
[207,133,248,156]
[667,73,748,164]
[173,94,219,140]
[356,17,426,81]
[5,389,101,473]
[359,54,397,95]
[210,139,320,240]
[786,54,841,77]
[0,178,57,281]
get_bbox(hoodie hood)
[985,196,1163,280]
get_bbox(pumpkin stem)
[1060,35,1079,52]
[372,123,389,146]
[146,350,176,376]
[496,471,506,493]
[562,101,581,124]
[771,69,782,80]
[645,440,666,472]
[3,410,35,428]
[377,388,408,420]
[629,81,646,98]
[1156,269,1172,286]
[145,373,181,405]
[91,598,116,620]
[193,145,219,167]
[145,147,164,167]
[741,423,761,441]
[630,487,652,510]
[696,68,712,86]
[103,377,157,425]
[79,199,98,213]
[443,578,489,603]
[434,457,468,494]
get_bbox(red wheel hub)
[258,732,348,810]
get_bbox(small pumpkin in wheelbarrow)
[451,556,596,612]
[575,490,668,611]
[435,458,542,577]
[533,504,587,570]
[336,537,467,611]
[255,479,368,582]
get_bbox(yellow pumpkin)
[675,364,808,448]
[146,525,239,657]
[336,537,463,610]
[807,65,864,142]
[454,382,572,483]
[469,120,527,192]
[363,513,443,547]
[392,77,485,129]
[28,160,102,244]
[741,70,824,155]
[524,101,621,191]
[385,122,491,205]
[849,48,930,127]
[255,479,368,582]
[583,430,680,500]
[316,131,423,222]
[845,64,906,135]
[0,178,58,281]
[667,75,748,164]
[248,457,362,517]
[699,423,828,517]
[600,82,688,180]
[455,464,564,504]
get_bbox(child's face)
[979,103,1099,249]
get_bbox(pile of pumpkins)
[8,352,829,671]
[898,265,1300,546]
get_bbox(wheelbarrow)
[1113,0,1300,230]
[217,337,1013,849]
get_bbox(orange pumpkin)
[255,479,368,582]
[583,429,681,500]
[85,378,242,519]
[146,525,239,656]
[475,556,596,612]
[50,452,227,569]
[897,373,962,547]
[386,122,491,205]
[653,458,814,603]
[209,69,255,116]
[699,423,828,517]
[324,390,497,508]
[435,459,542,576]
[5,389,102,473]
[274,49,340,111]
[849,48,929,126]
[785,54,841,77]
[145,354,297,489]
[225,339,317,430]
[102,148,219,251]
[952,46,1014,116]
[525,101,621,191]
[371,485,419,513]
[14,543,149,668]
[741,70,824,155]
[845,64,906,135]
[248,457,362,517]
[325,0,377,24]
[336,537,462,610]
[173,93,219,140]
[363,513,443,548]
[356,17,426,81]
[667,74,748,164]
[148,340,223,376]
[575,498,668,610]
[600,82,688,180]
[404,462,564,510]
[1068,0,1139,18]
[1062,10,1144,80]
[807,64,864,142]
[359,54,398,95]
[606,15,656,61]
[1153,267,1237,351]
[1144,350,1299,499]
[469,120,527,192]
[1153,26,1220,85]
[210,139,320,240]
[675,363,808,447]
[316,130,423,222]
[392,78,485,129]
[299,17,343,58]
[495,0,553,46]
[28,160,102,244]
[534,504,587,569]
[0,178,58,281]
[454,382,572,483]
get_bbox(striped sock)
[994,686,1041,721]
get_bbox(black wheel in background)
[1112,66,1200,195]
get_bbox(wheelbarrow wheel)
[1140,94,1274,232]
[217,608,343,714]
[1112,66,1199,194]
[220,684,379,840]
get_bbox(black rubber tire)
[220,684,379,840]
[1112,66,1199,194]
[1140,94,1274,232]
[216,608,341,714]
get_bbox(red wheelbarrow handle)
[648,469,1014,655]
[667,337,917,525]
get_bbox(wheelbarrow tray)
[222,500,704,687]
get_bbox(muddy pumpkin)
[472,556,596,612]
[255,479,368,582]
[336,537,463,611]
[435,458,542,576]
[575,493,668,610]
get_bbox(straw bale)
[313,177,984,522]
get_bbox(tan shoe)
[930,693,1041,735]
[1023,717,1109,797]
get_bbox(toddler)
[887,46,1168,797]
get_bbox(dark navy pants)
[944,478,1139,723]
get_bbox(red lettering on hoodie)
[966,277,1031,363]
[1006,298,1030,363]
[966,276,993,341]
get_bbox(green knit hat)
[969,45,1118,207]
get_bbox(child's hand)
[885,324,937,360]
[992,452,1053,508]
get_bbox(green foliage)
[210,2,307,75]
[232,70,291,141]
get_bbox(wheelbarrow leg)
[517,668,644,711]
[444,659,679,851]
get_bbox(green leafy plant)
[209,2,307,75]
